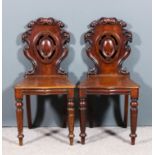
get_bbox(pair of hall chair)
[14,17,139,146]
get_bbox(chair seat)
[15,75,75,90]
[78,74,139,89]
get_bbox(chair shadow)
[2,127,151,146]
[25,128,68,145]
[32,95,68,128]
[2,128,69,145]
[2,136,18,145]
[32,87,79,128]
[86,127,152,145]
[86,128,129,144]
[86,95,125,128]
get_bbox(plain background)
[2,0,152,127]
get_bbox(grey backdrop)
[3,0,152,127]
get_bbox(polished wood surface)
[78,17,139,145]
[14,18,75,145]
[79,74,139,89]
[16,76,74,89]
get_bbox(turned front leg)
[130,89,139,145]
[67,96,75,145]
[79,98,87,144]
[16,98,24,145]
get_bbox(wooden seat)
[15,76,74,90]
[78,17,140,145]
[14,18,75,146]
[79,74,139,89]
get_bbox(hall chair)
[14,18,75,145]
[78,17,140,145]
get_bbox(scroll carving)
[84,17,132,75]
[22,17,70,76]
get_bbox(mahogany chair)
[14,18,75,145]
[78,18,140,145]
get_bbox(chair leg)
[67,90,75,145]
[79,98,87,144]
[26,95,32,129]
[15,96,24,146]
[124,95,129,128]
[130,89,139,145]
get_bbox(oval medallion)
[38,38,54,58]
[102,39,115,58]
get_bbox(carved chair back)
[22,18,70,76]
[84,17,132,75]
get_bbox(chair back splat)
[22,17,70,76]
[84,17,132,75]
